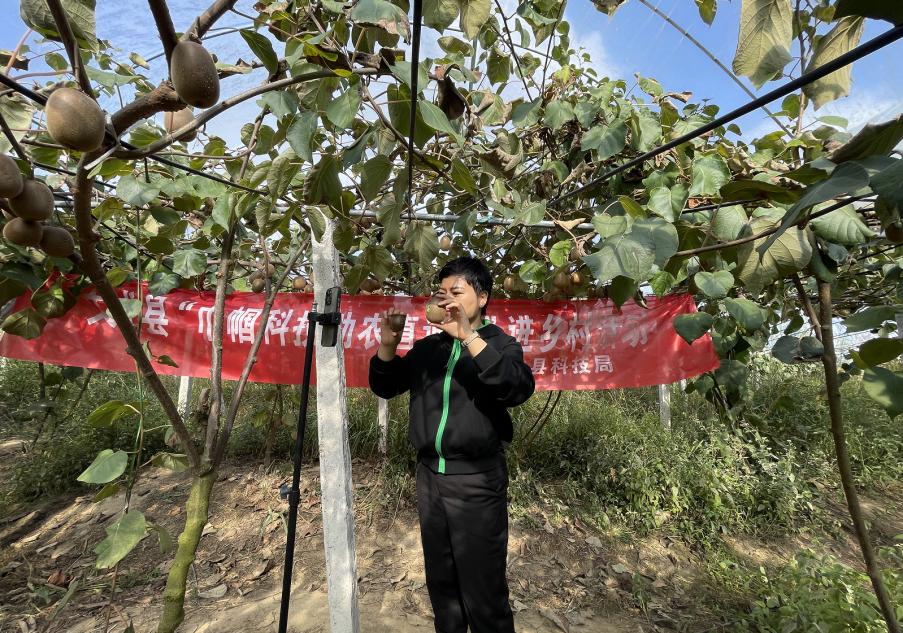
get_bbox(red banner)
[0,284,717,391]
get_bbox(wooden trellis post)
[378,397,389,455]
[311,219,361,633]
[658,383,671,430]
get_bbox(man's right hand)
[377,308,404,360]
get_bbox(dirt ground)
[2,440,901,633]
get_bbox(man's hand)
[377,308,404,361]
[435,299,474,341]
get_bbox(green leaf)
[424,0,460,30]
[287,111,318,163]
[544,100,575,131]
[172,248,207,277]
[647,184,688,222]
[94,511,147,569]
[862,367,903,418]
[772,335,823,363]
[591,213,628,239]
[673,312,714,344]
[458,0,491,39]
[257,91,299,119]
[437,36,473,55]
[117,175,160,207]
[688,154,730,197]
[350,0,412,40]
[403,221,439,265]
[0,95,35,155]
[358,245,394,280]
[831,114,903,163]
[630,109,661,152]
[1,308,46,340]
[150,523,174,554]
[737,218,812,293]
[834,0,903,26]
[267,152,300,200]
[870,158,903,211]
[488,47,510,84]
[809,204,875,245]
[92,483,120,503]
[516,200,546,226]
[148,272,180,296]
[580,120,627,160]
[608,276,636,308]
[714,359,748,388]
[583,234,655,284]
[512,99,541,128]
[77,449,128,484]
[240,29,279,73]
[150,452,189,472]
[630,217,679,266]
[304,154,342,207]
[710,205,748,241]
[724,297,768,331]
[359,155,392,201]
[803,17,864,109]
[325,86,361,129]
[390,60,430,93]
[87,400,136,428]
[857,338,903,367]
[695,0,716,24]
[843,306,899,333]
[449,159,478,194]
[694,271,734,299]
[732,0,793,88]
[418,101,463,145]
[20,0,97,47]
[549,240,571,268]
[519,260,547,284]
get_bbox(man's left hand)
[435,299,473,341]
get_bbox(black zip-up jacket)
[369,322,535,475]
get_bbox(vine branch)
[148,0,179,66]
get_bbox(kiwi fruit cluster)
[292,275,312,293]
[0,155,76,258]
[45,87,107,152]
[249,262,276,293]
[170,41,220,109]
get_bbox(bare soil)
[1,447,901,633]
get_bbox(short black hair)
[436,256,493,314]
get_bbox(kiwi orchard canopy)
[2,0,903,630]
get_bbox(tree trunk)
[816,281,900,633]
[157,470,216,633]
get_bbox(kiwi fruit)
[439,234,453,250]
[553,271,571,290]
[570,271,584,286]
[9,180,54,221]
[40,225,76,257]
[3,217,44,247]
[265,263,276,277]
[251,277,266,293]
[360,277,381,293]
[170,41,220,108]
[0,154,23,198]
[425,302,447,324]
[502,275,516,293]
[45,87,106,152]
[292,276,308,290]
[887,223,903,244]
[164,107,197,141]
[387,314,407,332]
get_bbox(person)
[369,256,535,633]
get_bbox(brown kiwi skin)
[387,314,407,332]
[887,223,903,244]
[45,87,107,152]
[164,108,197,141]
[9,180,54,221]
[40,225,76,257]
[425,302,446,324]
[170,41,220,109]
[3,217,44,247]
[0,154,24,198]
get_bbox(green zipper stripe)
[436,339,462,474]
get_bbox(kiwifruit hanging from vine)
[251,277,266,293]
[0,154,23,198]
[292,276,308,291]
[360,277,381,293]
[439,234,453,250]
[3,217,44,247]
[45,87,106,152]
[39,225,76,257]
[886,223,903,244]
[164,107,197,141]
[170,41,220,108]
[502,274,516,293]
[552,271,571,290]
[8,180,54,221]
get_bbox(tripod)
[277,287,342,633]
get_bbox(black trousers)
[416,460,515,633]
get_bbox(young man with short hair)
[369,256,535,633]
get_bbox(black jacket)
[369,322,535,474]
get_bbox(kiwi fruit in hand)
[170,41,220,108]
[0,154,24,198]
[3,217,44,247]
[9,180,54,221]
[425,301,447,324]
[45,87,106,152]
[164,107,197,141]
[386,314,407,332]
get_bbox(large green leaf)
[1,308,46,340]
[21,0,96,46]
[809,204,875,245]
[711,205,749,241]
[77,449,128,484]
[581,121,627,160]
[647,185,688,222]
[803,17,864,109]
[286,112,318,163]
[834,0,903,25]
[487,47,510,84]
[324,86,361,129]
[689,154,730,197]
[831,114,903,163]
[240,29,279,74]
[449,159,478,194]
[862,367,903,418]
[94,511,147,569]
[870,158,903,211]
[87,400,137,428]
[583,233,655,284]
[630,217,679,266]
[694,271,734,299]
[630,109,661,152]
[418,101,463,145]
[267,152,300,200]
[117,175,160,207]
[591,213,629,239]
[350,0,411,40]
[424,0,459,30]
[843,305,899,333]
[359,155,392,201]
[172,248,207,277]
[724,297,768,331]
[857,338,903,367]
[673,312,714,344]
[458,0,491,39]
[695,0,716,24]
[404,221,439,265]
[358,245,394,280]
[737,217,812,293]
[732,0,793,88]
[304,154,342,207]
[0,95,35,154]
[544,100,575,131]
